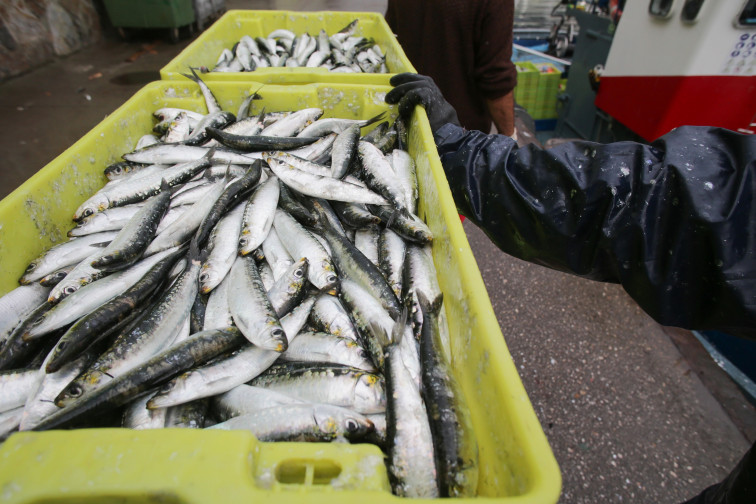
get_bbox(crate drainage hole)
[275,459,342,485]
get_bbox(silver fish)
[227,256,286,352]
[281,331,376,372]
[0,283,50,345]
[385,326,438,498]
[308,292,360,342]
[0,369,38,412]
[54,253,202,407]
[261,227,294,280]
[212,384,306,422]
[250,362,386,415]
[207,402,374,443]
[238,175,280,256]
[147,295,315,408]
[20,231,117,285]
[200,201,246,294]
[272,209,338,291]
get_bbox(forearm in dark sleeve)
[434,124,756,338]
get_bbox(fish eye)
[272,328,284,337]
[82,209,93,217]
[57,341,67,350]
[294,268,305,278]
[68,384,83,398]
[239,238,248,247]
[63,286,77,295]
[25,263,36,273]
[199,273,209,282]
[345,418,359,433]
[327,274,338,284]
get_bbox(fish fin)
[416,291,443,317]
[251,83,265,100]
[394,117,407,150]
[338,19,358,34]
[160,178,170,193]
[388,306,409,347]
[360,111,387,129]
[257,107,267,125]
[89,241,112,248]
[181,67,200,83]
[385,209,399,228]
[188,237,202,263]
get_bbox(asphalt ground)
[0,1,754,502]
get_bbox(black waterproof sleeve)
[434,123,756,339]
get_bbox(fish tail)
[361,111,387,129]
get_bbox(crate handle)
[275,458,342,485]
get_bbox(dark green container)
[103,0,195,29]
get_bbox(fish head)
[19,259,42,284]
[74,194,109,221]
[353,373,386,414]
[284,258,309,293]
[256,321,288,353]
[199,267,220,294]
[291,257,309,279]
[409,226,434,245]
[237,232,258,256]
[313,407,374,440]
[342,413,375,440]
[146,373,192,409]
[48,280,82,304]
[54,372,104,407]
[314,261,339,293]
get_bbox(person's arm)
[434,123,756,338]
[474,0,517,133]
[485,91,515,136]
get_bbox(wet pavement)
[0,1,754,503]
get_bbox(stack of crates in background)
[0,10,561,504]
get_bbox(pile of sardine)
[210,20,388,74]
[0,74,477,497]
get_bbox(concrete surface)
[0,1,754,503]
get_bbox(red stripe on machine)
[595,75,756,141]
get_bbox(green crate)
[160,10,416,86]
[514,61,539,111]
[530,63,561,120]
[0,80,560,503]
[103,0,195,29]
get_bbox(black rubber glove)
[385,73,461,133]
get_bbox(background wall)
[0,0,102,81]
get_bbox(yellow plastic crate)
[160,10,417,85]
[514,61,539,111]
[0,81,560,504]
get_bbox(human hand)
[385,73,461,133]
